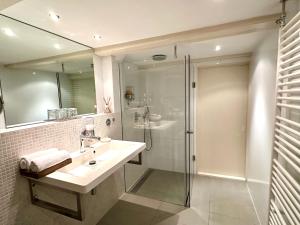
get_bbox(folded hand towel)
[19,148,58,170]
[29,150,70,173]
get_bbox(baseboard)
[197,171,246,181]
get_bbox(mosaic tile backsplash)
[0,113,123,225]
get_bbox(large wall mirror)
[0,15,96,128]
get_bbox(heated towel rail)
[269,11,300,225]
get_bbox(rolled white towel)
[19,148,59,170]
[29,150,70,173]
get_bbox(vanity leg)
[28,180,83,221]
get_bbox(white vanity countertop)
[33,140,145,193]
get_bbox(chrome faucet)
[80,129,101,153]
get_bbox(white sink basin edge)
[34,140,146,193]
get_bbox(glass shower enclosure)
[119,45,194,206]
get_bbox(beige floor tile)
[121,193,161,209]
[97,200,157,225]
[158,202,186,214]
[210,212,260,225]
[155,208,209,225]
[209,201,240,218]
[209,213,240,225]
[150,211,175,225]
[209,192,253,206]
[131,169,186,205]
[238,205,260,224]
[98,174,259,225]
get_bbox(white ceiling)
[123,30,276,64]
[1,0,282,48]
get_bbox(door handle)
[0,96,4,113]
[186,131,194,134]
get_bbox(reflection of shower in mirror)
[143,93,152,107]
[124,86,135,105]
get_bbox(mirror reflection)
[56,56,96,115]
[0,15,96,127]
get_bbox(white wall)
[0,67,59,126]
[93,55,120,113]
[245,30,278,225]
[197,65,249,178]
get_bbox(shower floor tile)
[130,169,186,205]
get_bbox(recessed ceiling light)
[53,43,61,49]
[79,70,82,74]
[1,27,16,37]
[215,45,221,51]
[49,11,60,22]
[32,72,36,75]
[93,34,102,40]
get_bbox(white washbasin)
[134,120,176,130]
[34,140,145,193]
[149,114,162,122]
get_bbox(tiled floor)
[97,175,260,225]
[130,169,186,205]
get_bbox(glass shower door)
[120,46,193,206]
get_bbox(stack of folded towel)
[19,148,71,173]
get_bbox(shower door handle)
[0,96,4,113]
[186,131,194,134]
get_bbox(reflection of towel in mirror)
[29,150,70,173]
[19,148,58,170]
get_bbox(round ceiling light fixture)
[53,43,61,49]
[49,11,60,22]
[93,34,102,41]
[215,45,221,51]
[1,27,16,37]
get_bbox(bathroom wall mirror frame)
[0,14,96,128]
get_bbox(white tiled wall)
[0,113,124,225]
[122,64,186,173]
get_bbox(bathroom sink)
[33,140,145,193]
[149,114,162,122]
[134,120,176,130]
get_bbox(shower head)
[152,54,167,61]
